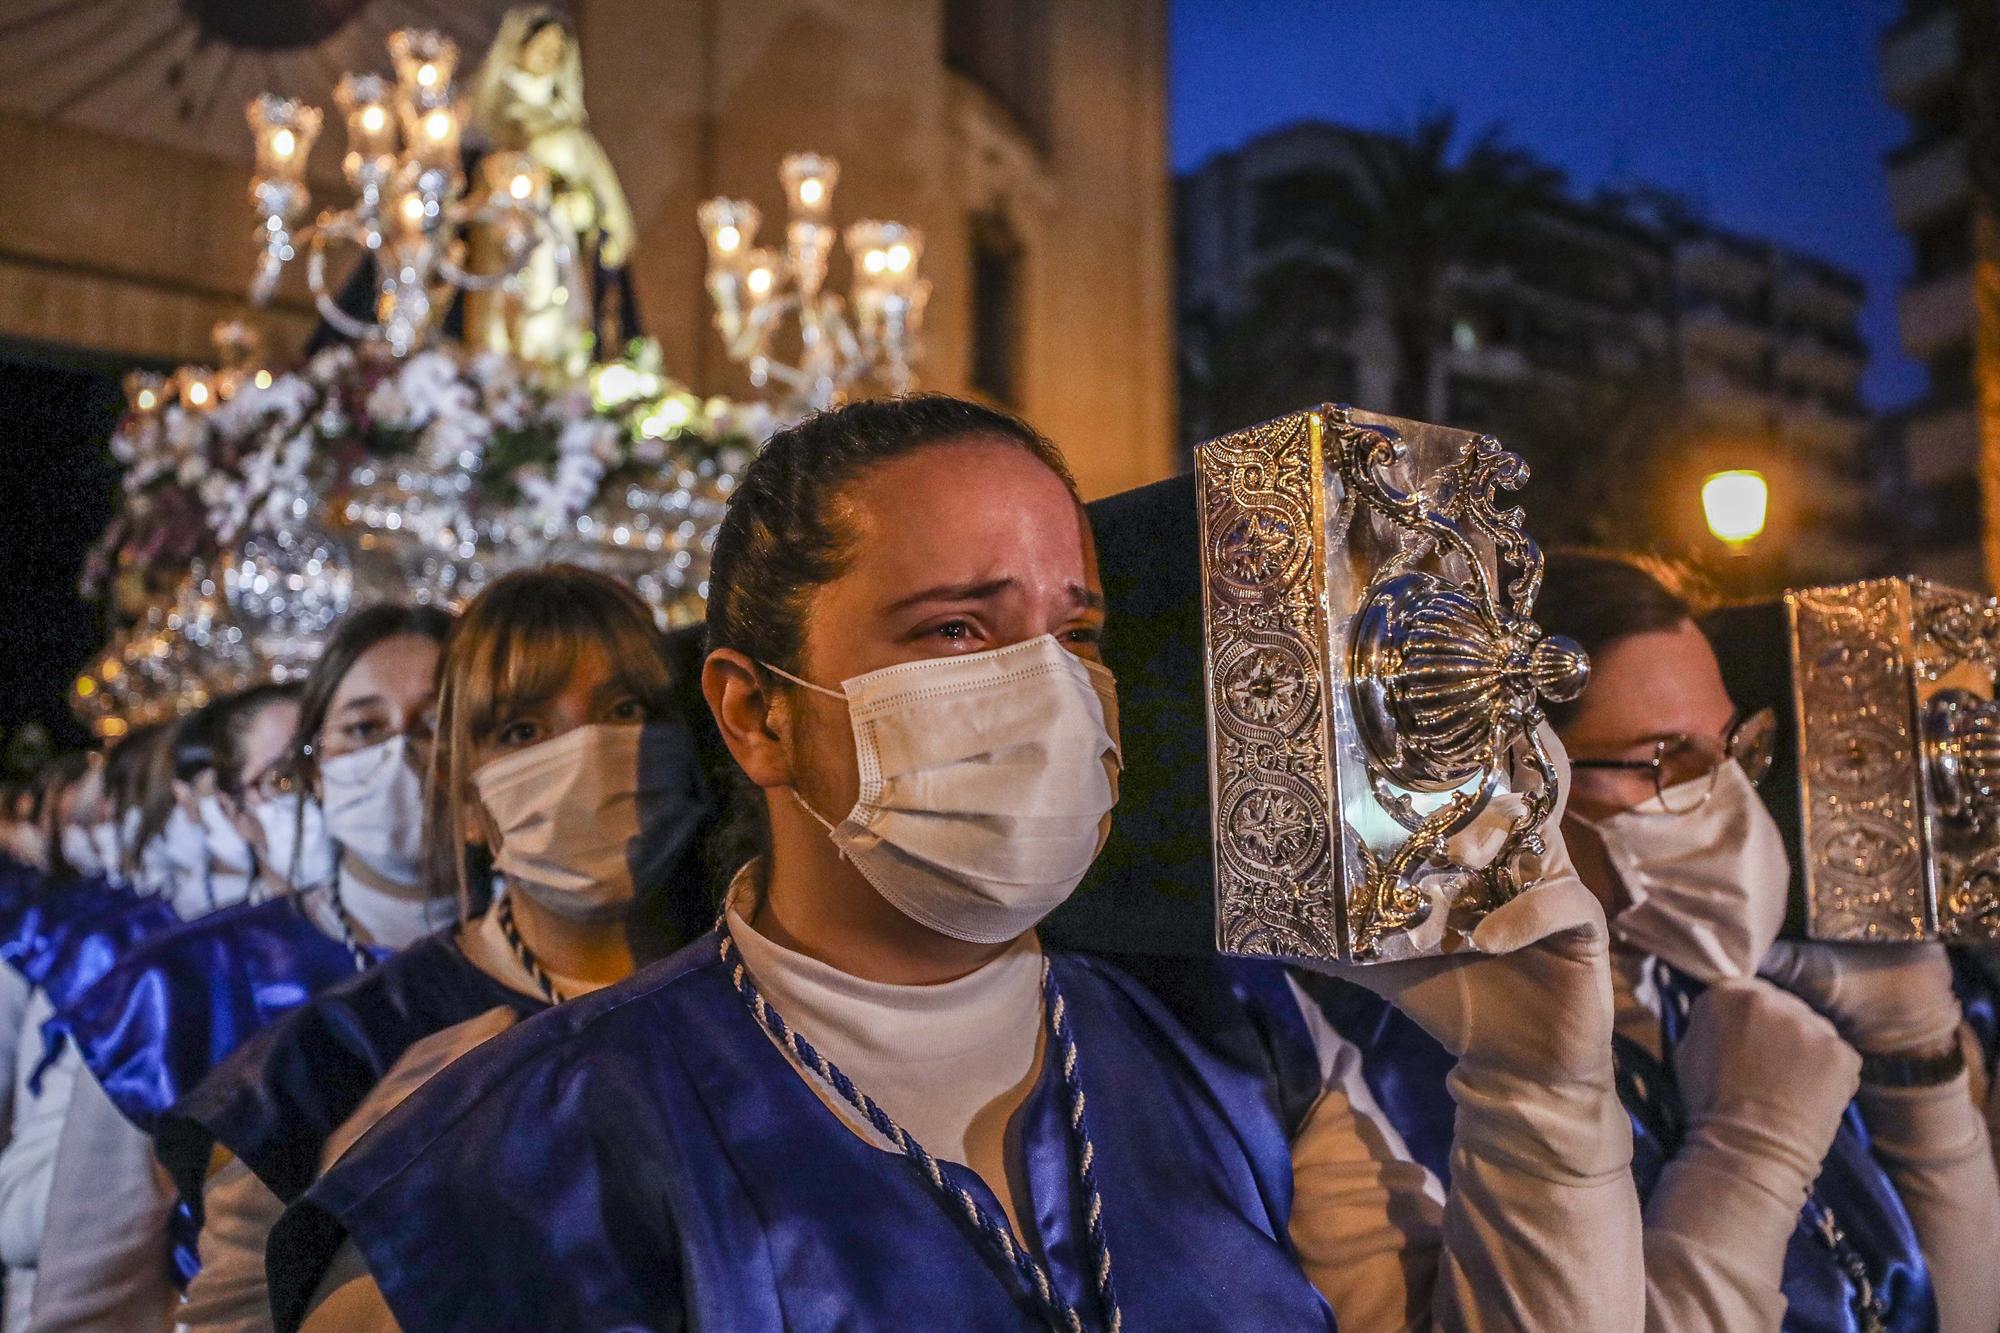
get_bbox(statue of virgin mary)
[464,7,638,373]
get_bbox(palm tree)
[1334,112,1569,419]
[1952,0,2000,587]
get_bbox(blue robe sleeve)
[270,983,691,1333]
[155,935,539,1220]
[58,896,368,1135]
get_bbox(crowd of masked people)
[0,393,1995,1330]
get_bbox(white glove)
[1760,940,1962,1055]
[1763,944,2000,1331]
[1300,727,1628,1177]
[1673,977,1859,1204]
[1639,977,1860,1332]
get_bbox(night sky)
[1171,0,1922,410]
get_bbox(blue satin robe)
[52,894,390,1286]
[0,873,131,978]
[156,932,542,1226]
[1951,947,1999,1085]
[271,935,1338,1333]
[1306,969,1936,1333]
[55,894,387,1138]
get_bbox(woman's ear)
[702,650,795,791]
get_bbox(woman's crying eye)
[496,720,544,748]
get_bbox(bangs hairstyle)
[424,565,677,913]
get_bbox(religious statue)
[464,7,638,374]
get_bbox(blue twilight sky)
[1170,0,1923,410]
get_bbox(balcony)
[1880,3,1959,111]
[1676,236,1767,295]
[1887,134,1970,228]
[1681,301,1774,362]
[1777,336,1865,393]
[1903,404,1980,488]
[1898,268,1976,358]
[1783,406,1868,458]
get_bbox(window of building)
[1912,205,1973,281]
[945,0,1051,144]
[1926,341,1975,404]
[970,210,1023,406]
[1251,170,1365,253]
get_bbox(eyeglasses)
[1571,706,1778,814]
[245,764,299,805]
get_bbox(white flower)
[305,345,356,386]
[366,377,412,427]
[557,416,621,466]
[397,349,470,426]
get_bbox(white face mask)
[1584,759,1790,983]
[769,634,1122,945]
[318,736,427,888]
[252,792,337,892]
[161,804,212,909]
[60,825,101,877]
[199,794,254,876]
[473,722,707,924]
[93,817,130,880]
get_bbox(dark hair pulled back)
[1537,548,1709,729]
[705,393,1077,675]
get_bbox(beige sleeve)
[1859,1071,2000,1333]
[176,1152,286,1333]
[1284,976,1447,1331]
[25,1071,174,1332]
[297,1242,398,1333]
[279,1009,520,1333]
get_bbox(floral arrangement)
[84,337,776,600]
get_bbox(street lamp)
[1701,469,1769,549]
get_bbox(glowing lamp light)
[253,370,273,389]
[715,225,741,254]
[360,105,387,134]
[134,388,158,411]
[746,264,775,296]
[1702,470,1769,548]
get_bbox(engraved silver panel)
[1195,404,1582,964]
[1787,577,2000,942]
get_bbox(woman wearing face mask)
[0,738,165,1333]
[201,683,326,900]
[159,566,714,1333]
[1538,550,2000,1332]
[272,396,1640,1333]
[28,695,292,1070]
[152,698,263,922]
[13,607,452,1333]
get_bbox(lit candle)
[845,221,924,295]
[482,150,548,207]
[780,153,839,220]
[388,28,459,109]
[336,75,398,187]
[246,95,321,185]
[698,199,762,268]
